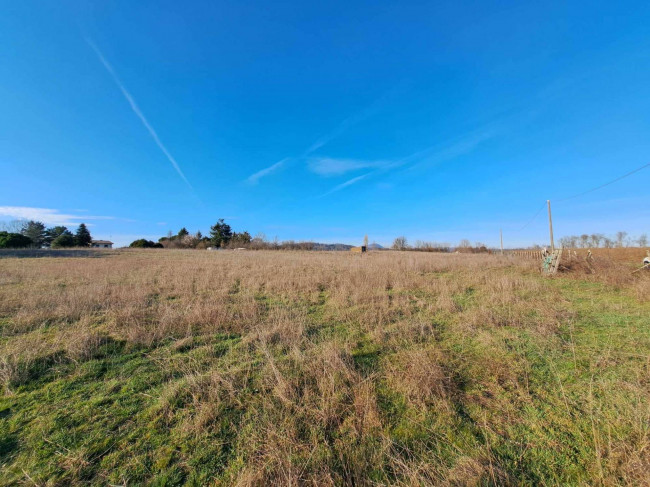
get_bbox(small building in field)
[91,240,113,249]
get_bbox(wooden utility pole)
[500,229,503,254]
[547,200,554,252]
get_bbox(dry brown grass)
[573,247,648,263]
[0,249,648,485]
[0,250,535,342]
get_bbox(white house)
[91,240,113,249]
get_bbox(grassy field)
[0,250,648,486]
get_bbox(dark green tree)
[209,219,232,247]
[75,223,92,247]
[21,221,46,247]
[51,231,76,248]
[231,231,252,246]
[0,232,32,248]
[177,228,189,238]
[129,239,163,248]
[44,226,68,246]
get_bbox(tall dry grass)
[0,249,648,485]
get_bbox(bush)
[51,233,76,248]
[129,239,164,248]
[0,232,33,248]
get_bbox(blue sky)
[1,1,649,247]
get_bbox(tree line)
[391,232,649,253]
[391,236,488,253]
[558,231,647,249]
[132,219,253,249]
[0,220,92,249]
[130,219,316,250]
[3,218,646,251]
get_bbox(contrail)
[244,87,400,184]
[87,39,193,190]
[319,173,370,197]
[246,158,289,185]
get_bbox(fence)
[503,250,544,259]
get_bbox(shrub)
[129,239,164,248]
[0,231,32,248]
[51,232,76,248]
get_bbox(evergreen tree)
[209,219,232,247]
[75,223,92,247]
[21,221,46,247]
[0,231,32,248]
[51,231,75,248]
[177,227,189,238]
[44,226,68,246]
[129,239,163,248]
[231,231,252,246]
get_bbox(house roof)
[92,240,113,244]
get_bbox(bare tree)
[250,232,268,250]
[637,233,648,247]
[616,231,628,248]
[412,240,450,252]
[589,234,602,248]
[0,220,25,233]
[467,242,487,253]
[181,234,200,248]
[392,236,408,250]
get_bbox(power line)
[505,162,647,242]
[557,162,650,202]
[516,201,546,231]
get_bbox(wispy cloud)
[305,111,371,155]
[0,207,121,226]
[245,88,398,184]
[319,174,370,197]
[304,86,400,155]
[401,128,498,171]
[87,39,193,191]
[308,157,387,177]
[317,126,500,197]
[246,158,289,185]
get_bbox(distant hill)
[311,242,385,251]
[313,243,354,251]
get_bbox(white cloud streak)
[244,89,398,184]
[246,158,288,185]
[0,207,119,226]
[305,113,366,155]
[317,127,499,197]
[87,39,193,191]
[319,174,370,197]
[304,87,398,155]
[401,128,497,171]
[308,157,386,176]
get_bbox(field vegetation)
[0,250,648,485]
